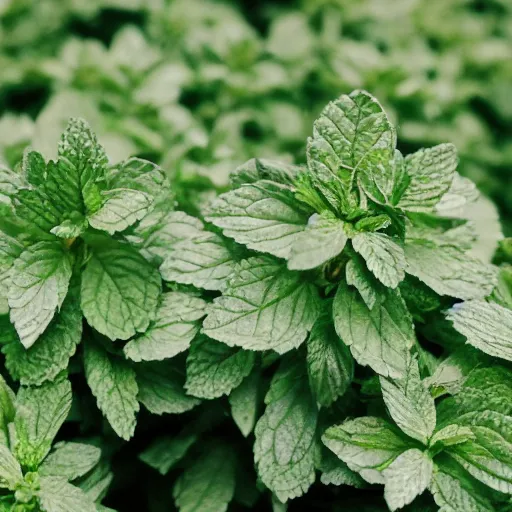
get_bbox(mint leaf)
[173,444,236,512]
[429,425,475,452]
[288,212,348,270]
[447,300,512,362]
[8,241,72,348]
[136,362,200,415]
[404,241,496,300]
[84,340,139,441]
[318,450,366,488]
[306,315,353,407]
[0,231,23,313]
[203,257,320,353]
[0,444,22,490]
[383,449,433,511]
[352,232,406,289]
[398,144,458,212]
[205,180,309,259]
[254,360,317,502]
[39,442,102,480]
[139,433,197,475]
[380,357,436,445]
[81,238,161,341]
[345,256,384,310]
[76,461,113,503]
[14,378,72,470]
[230,158,301,188]
[160,232,238,291]
[322,417,412,484]
[2,292,82,386]
[229,370,262,438]
[124,291,206,362]
[38,476,96,512]
[50,218,88,239]
[333,283,414,378]
[185,337,255,400]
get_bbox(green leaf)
[124,291,206,362]
[383,449,433,511]
[0,230,23,312]
[429,425,475,452]
[139,433,197,475]
[81,238,161,341]
[39,442,102,480]
[160,232,238,291]
[380,357,436,445]
[205,180,309,259]
[229,370,262,438]
[57,118,108,214]
[75,461,113,503]
[50,218,88,239]
[8,241,73,349]
[333,283,415,378]
[288,212,348,270]
[203,257,320,353]
[173,444,236,512]
[136,362,200,415]
[447,300,512,362]
[2,292,82,386]
[38,476,96,512]
[230,158,301,188]
[254,360,317,502]
[0,374,15,445]
[345,255,384,310]
[318,450,366,488]
[87,188,154,235]
[306,315,353,407]
[14,378,72,470]
[322,417,412,484]
[83,340,139,441]
[404,241,496,300]
[352,232,406,289]
[398,144,458,212]
[185,337,255,400]
[0,444,22,490]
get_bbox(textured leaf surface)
[203,257,320,353]
[124,292,206,362]
[84,341,139,441]
[185,337,255,400]
[0,444,22,489]
[38,476,96,512]
[136,363,200,415]
[229,370,262,437]
[380,358,436,444]
[352,232,406,289]
[288,212,347,270]
[383,449,433,511]
[160,232,238,291]
[39,442,101,480]
[254,361,317,502]
[81,239,161,340]
[345,256,384,310]
[8,241,72,348]
[398,144,458,212]
[323,417,412,484]
[205,180,309,259]
[306,316,353,407]
[447,300,512,362]
[15,378,72,470]
[319,450,366,488]
[333,283,414,378]
[173,444,236,512]
[230,158,301,188]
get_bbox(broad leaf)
[345,255,385,310]
[40,442,102,480]
[0,444,22,490]
[229,370,262,438]
[38,476,96,512]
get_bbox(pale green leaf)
[230,158,301,188]
[50,218,88,239]
[429,425,475,452]
[0,444,22,489]
[39,442,101,480]
[345,256,384,310]
[173,444,236,512]
[318,450,366,488]
[15,378,72,470]
[229,370,262,438]
[38,476,96,512]
[383,449,433,511]
[84,340,139,441]
[185,337,255,400]
[81,238,161,341]
[447,300,512,362]
[0,231,23,310]
[333,283,414,378]
[398,144,458,212]
[76,461,113,503]
[288,212,348,270]
[124,292,206,362]
[352,232,406,289]
[8,241,72,349]
[254,360,317,502]
[380,357,436,445]
[205,180,309,259]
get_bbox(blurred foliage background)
[0,0,510,231]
